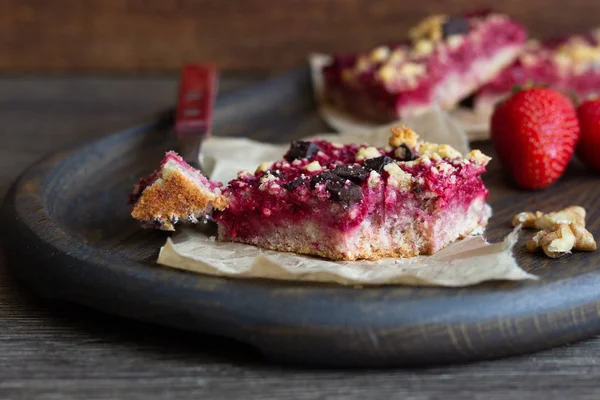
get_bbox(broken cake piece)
[128,151,227,231]
[321,11,526,122]
[130,126,491,261]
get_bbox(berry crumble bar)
[130,127,491,261]
[475,29,600,117]
[321,11,526,122]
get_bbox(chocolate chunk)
[284,177,306,191]
[285,141,320,162]
[265,169,280,177]
[310,172,363,206]
[333,183,363,207]
[395,144,417,162]
[363,156,394,173]
[442,17,470,39]
[310,171,339,189]
[332,165,369,183]
[323,178,363,207]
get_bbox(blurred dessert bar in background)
[321,11,527,122]
[474,29,600,118]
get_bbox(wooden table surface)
[2,76,600,400]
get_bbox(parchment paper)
[308,53,490,144]
[157,225,533,287]
[156,124,536,287]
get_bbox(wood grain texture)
[2,0,600,73]
[2,75,600,398]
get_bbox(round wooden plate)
[2,69,600,367]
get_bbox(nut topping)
[514,206,596,258]
[512,206,586,230]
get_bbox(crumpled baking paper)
[157,225,534,287]
[308,53,489,144]
[155,124,536,287]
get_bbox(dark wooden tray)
[2,68,600,367]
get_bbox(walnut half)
[512,206,586,229]
[526,222,597,258]
[515,206,596,259]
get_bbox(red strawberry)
[491,87,580,189]
[576,98,600,172]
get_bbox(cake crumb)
[367,170,381,188]
[384,163,412,190]
[355,146,382,161]
[256,161,274,173]
[304,161,322,172]
[237,169,253,178]
[389,125,419,148]
[466,149,491,166]
[419,142,462,159]
[370,46,390,62]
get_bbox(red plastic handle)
[174,63,218,136]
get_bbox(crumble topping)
[418,142,462,159]
[370,46,391,62]
[396,63,427,87]
[384,162,412,190]
[238,126,489,210]
[408,14,471,45]
[389,125,419,148]
[355,146,382,161]
[367,171,381,188]
[304,161,322,172]
[376,64,398,84]
[556,37,600,65]
[466,149,491,166]
[447,35,464,49]
[258,173,278,191]
[436,162,455,175]
[256,161,274,173]
[412,40,435,57]
[409,15,448,43]
[238,169,253,178]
